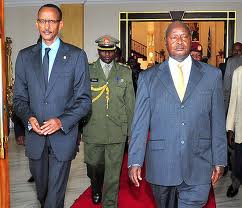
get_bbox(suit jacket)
[223,55,242,111]
[226,66,242,144]
[82,59,135,144]
[128,59,227,186]
[13,40,91,161]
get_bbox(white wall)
[5,6,40,70]
[5,2,242,65]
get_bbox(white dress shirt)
[168,55,192,91]
[100,59,114,76]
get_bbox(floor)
[8,131,242,208]
[9,132,89,208]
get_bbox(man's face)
[232,44,242,56]
[166,23,192,62]
[98,50,116,64]
[190,51,202,61]
[36,7,63,46]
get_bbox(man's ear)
[59,20,64,31]
[35,21,39,31]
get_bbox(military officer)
[82,35,135,208]
[190,42,203,61]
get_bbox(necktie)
[103,64,110,78]
[43,48,51,88]
[176,63,185,101]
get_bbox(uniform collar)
[99,59,114,69]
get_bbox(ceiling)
[4,0,242,7]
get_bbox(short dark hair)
[232,42,242,50]
[38,4,62,20]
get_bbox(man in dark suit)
[219,42,242,79]
[128,21,227,208]
[223,42,242,111]
[13,4,91,208]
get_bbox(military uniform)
[83,35,135,208]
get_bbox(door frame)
[119,11,236,61]
[0,0,10,207]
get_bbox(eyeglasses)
[37,19,61,25]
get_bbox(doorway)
[119,11,236,68]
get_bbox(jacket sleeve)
[58,50,91,134]
[128,73,150,167]
[211,70,227,166]
[13,51,34,128]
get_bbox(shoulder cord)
[91,83,110,109]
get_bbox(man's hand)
[40,118,62,135]
[211,166,224,186]
[227,130,235,147]
[29,117,42,135]
[128,166,142,187]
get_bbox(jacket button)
[181,140,184,144]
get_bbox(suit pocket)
[193,137,211,154]
[199,90,212,95]
[59,72,73,77]
[148,140,166,150]
[115,81,126,96]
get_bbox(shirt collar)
[99,59,114,69]
[168,55,192,66]
[42,38,60,52]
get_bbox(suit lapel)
[45,41,69,98]
[157,61,181,103]
[183,60,204,103]
[32,43,45,95]
[158,60,204,103]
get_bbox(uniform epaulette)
[118,62,130,68]
[89,61,95,65]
